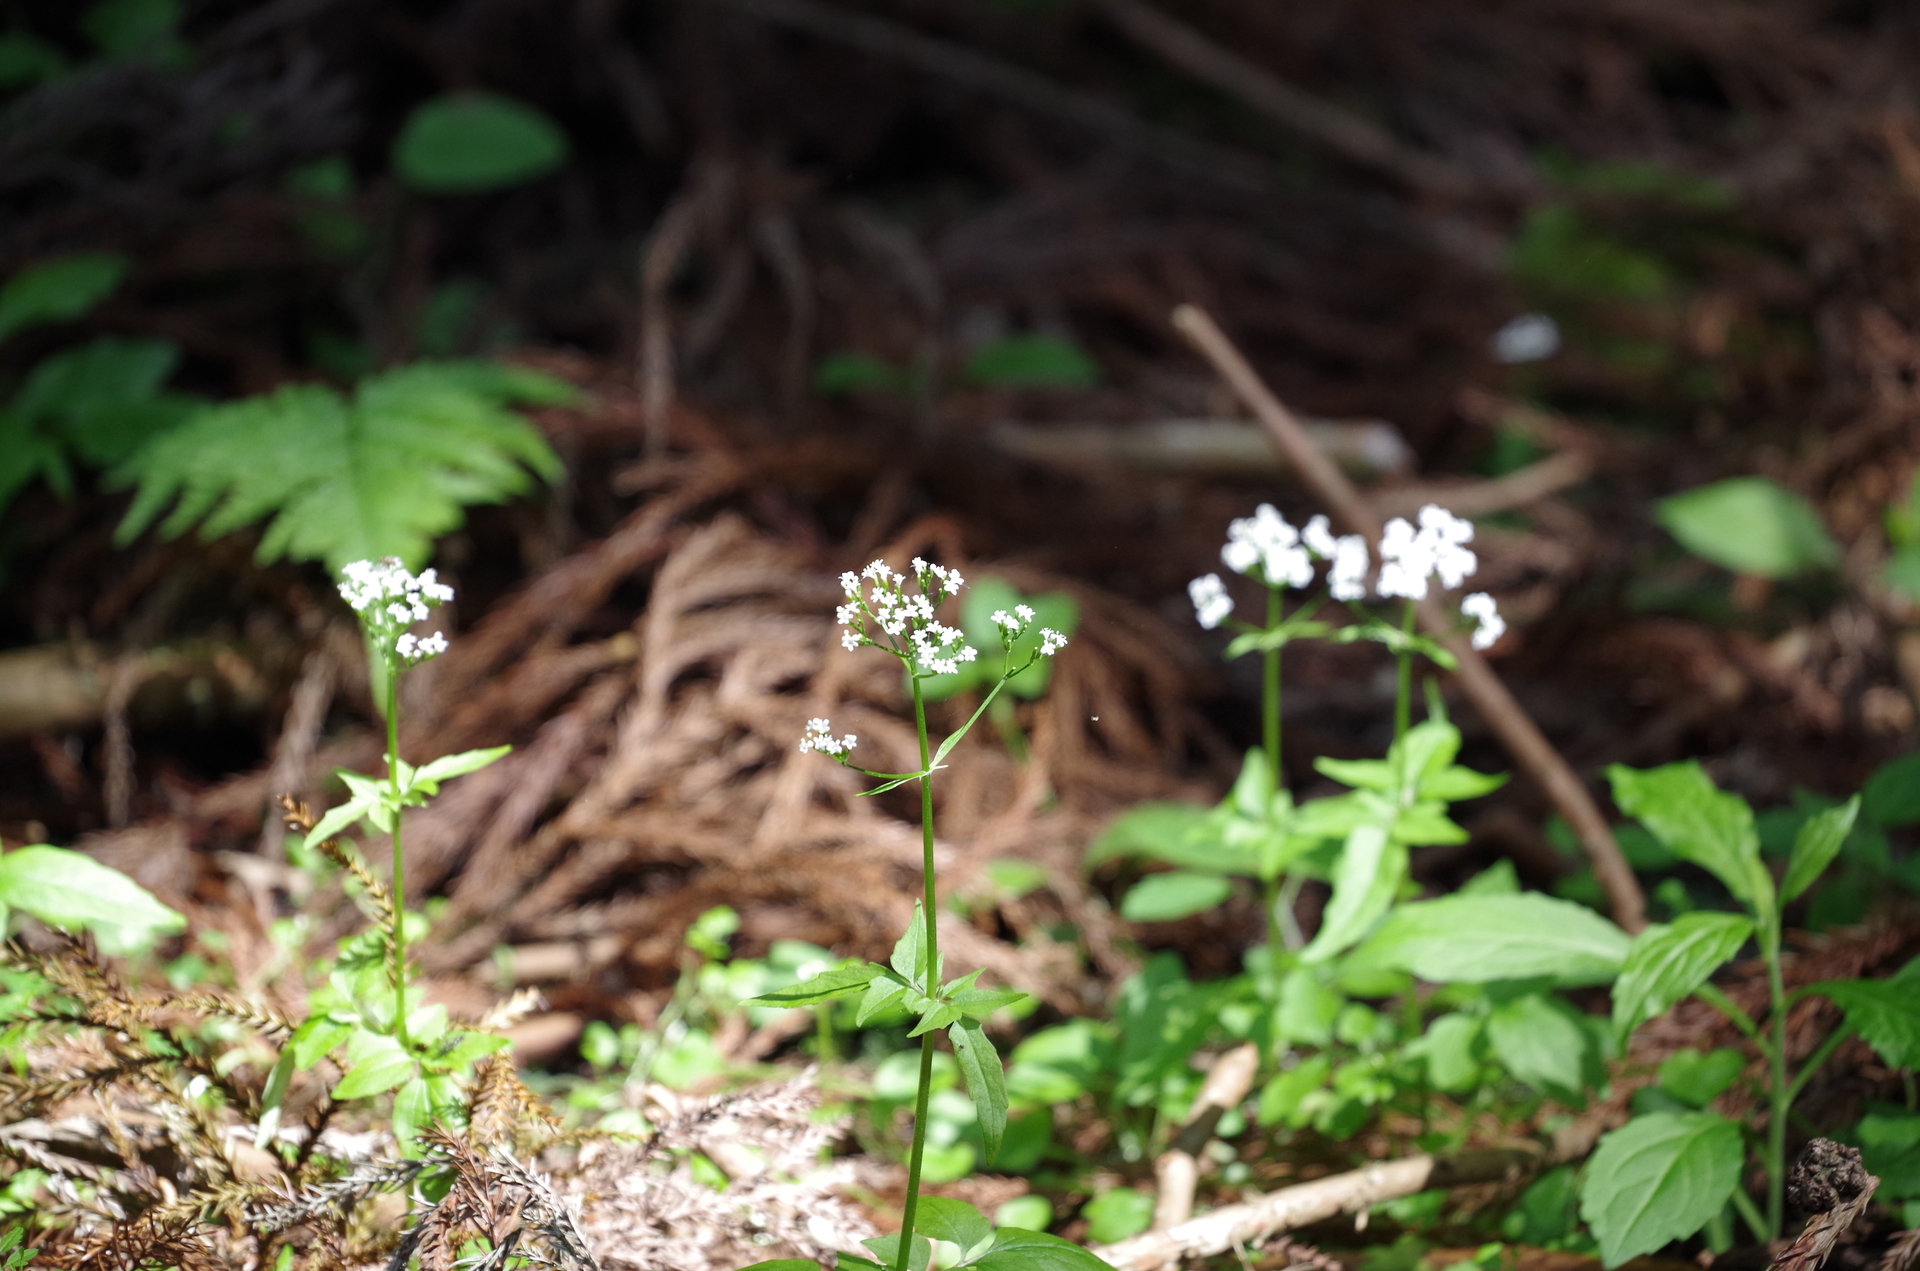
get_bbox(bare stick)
[1093,0,1485,200]
[1153,1042,1260,1230]
[1171,304,1646,934]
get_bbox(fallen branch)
[1152,1042,1260,1231]
[1170,303,1647,935]
[1095,1129,1598,1271]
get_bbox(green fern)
[114,360,572,568]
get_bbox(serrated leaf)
[1783,797,1859,902]
[1814,957,1920,1069]
[949,1019,1009,1164]
[1300,822,1402,964]
[331,1032,416,1100]
[114,361,568,570]
[1364,892,1630,985]
[1119,871,1232,922]
[1609,763,1772,919]
[914,1196,993,1250]
[1612,912,1754,1043]
[747,962,882,1008]
[0,253,126,343]
[0,845,185,936]
[1487,993,1588,1096]
[1578,1111,1744,1267]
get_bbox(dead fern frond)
[281,795,397,929]
[245,1158,427,1232]
[466,1052,560,1149]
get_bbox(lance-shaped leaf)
[1300,822,1402,964]
[0,845,185,936]
[747,961,882,1008]
[892,904,933,987]
[254,1046,297,1149]
[1782,797,1860,902]
[856,974,912,1025]
[408,744,512,793]
[950,1018,1009,1164]
[1612,912,1754,1044]
[1364,892,1629,986]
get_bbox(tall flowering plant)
[746,560,1106,1271]
[256,559,514,1151]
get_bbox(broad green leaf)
[410,745,512,788]
[290,1015,352,1069]
[1657,477,1839,579]
[1119,871,1232,922]
[1364,892,1630,986]
[863,1234,931,1271]
[1609,763,1772,918]
[1657,1048,1744,1108]
[393,93,570,194]
[969,1229,1119,1271]
[1612,912,1754,1043]
[332,1031,416,1099]
[115,362,568,570]
[0,845,184,936]
[950,1019,1009,1163]
[892,907,928,986]
[0,253,126,343]
[1409,1012,1483,1092]
[914,1196,993,1251]
[1578,1111,1744,1267]
[1487,993,1588,1096]
[392,1074,430,1145]
[748,962,881,1008]
[254,1046,297,1149]
[1782,797,1859,901]
[1864,752,1920,827]
[1814,957,1920,1069]
[1275,966,1342,1046]
[1301,823,1403,964]
[1079,1190,1154,1246]
[1857,1114,1920,1198]
[1086,803,1226,870]
[909,1003,963,1037]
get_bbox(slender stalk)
[384,670,409,1052]
[1784,1025,1853,1106]
[1730,1185,1771,1246]
[1393,598,1416,742]
[1264,587,1283,793]
[896,673,940,1271]
[1763,932,1789,1236]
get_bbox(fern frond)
[113,360,571,569]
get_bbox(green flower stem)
[1764,933,1789,1236]
[1729,1184,1771,1245]
[1264,587,1283,795]
[1393,598,1416,742]
[896,671,941,1271]
[385,668,409,1053]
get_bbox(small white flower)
[1303,514,1339,561]
[912,621,977,675]
[798,718,857,756]
[1376,517,1431,600]
[1189,574,1233,629]
[1329,535,1369,601]
[417,632,448,657]
[992,610,1020,633]
[1418,504,1478,590]
[396,632,417,660]
[1038,628,1068,656]
[1461,592,1505,650]
[1222,503,1314,590]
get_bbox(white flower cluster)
[1190,506,1370,627]
[1220,504,1313,590]
[338,558,454,663]
[990,603,1069,658]
[1188,574,1233,630]
[835,558,977,676]
[1302,514,1370,602]
[1461,591,1505,650]
[1377,504,1477,601]
[798,717,857,757]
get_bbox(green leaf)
[392,1074,431,1144]
[114,361,568,570]
[736,1262,823,1271]
[910,1003,963,1036]
[952,987,1027,1020]
[1656,477,1839,579]
[1314,756,1397,793]
[914,1196,993,1251]
[813,351,908,396]
[1578,1111,1744,1268]
[331,1031,416,1099]
[968,1230,1118,1271]
[289,1015,352,1069]
[0,31,70,89]
[1364,892,1630,986]
[892,905,929,987]
[1086,802,1249,874]
[1814,957,1920,1069]
[392,93,570,194]
[15,337,191,468]
[83,0,179,56]
[254,1046,297,1149]
[963,334,1099,389]
[949,1019,1009,1164]
[1864,752,1920,827]
[1079,1190,1154,1245]
[1256,1053,1330,1128]
[747,962,882,1008]
[1408,1013,1483,1093]
[1657,1048,1744,1108]
[1275,966,1342,1046]
[0,845,185,936]
[0,253,127,344]
[1487,993,1589,1096]
[1301,823,1403,964]
[1608,763,1772,918]
[1857,1114,1920,1199]
[856,975,912,1026]
[307,791,376,844]
[409,745,512,791]
[428,1030,512,1071]
[1783,797,1860,902]
[863,1234,931,1271]
[1119,871,1232,922]
[1612,912,1754,1043]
